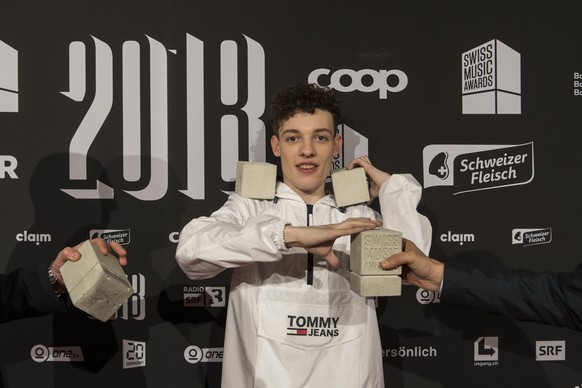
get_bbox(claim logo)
[90,229,131,245]
[512,228,552,247]
[440,231,475,246]
[462,39,521,114]
[16,231,52,245]
[0,40,18,112]
[423,142,534,194]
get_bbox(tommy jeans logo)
[287,315,339,337]
[462,39,521,114]
[423,142,534,194]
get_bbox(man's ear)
[271,135,281,157]
[333,134,343,157]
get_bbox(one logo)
[184,346,224,364]
[0,40,18,112]
[440,231,475,246]
[59,34,265,201]
[416,289,441,304]
[123,339,146,369]
[30,345,84,363]
[512,228,552,247]
[90,229,131,245]
[15,231,52,245]
[474,337,498,363]
[117,274,146,320]
[286,315,340,337]
[309,68,408,99]
[423,142,534,194]
[183,286,226,308]
[0,155,18,179]
[536,340,566,361]
[331,124,368,172]
[462,39,521,114]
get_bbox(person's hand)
[380,239,443,292]
[347,156,391,204]
[51,238,128,288]
[285,218,382,270]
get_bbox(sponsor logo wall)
[1,1,582,387]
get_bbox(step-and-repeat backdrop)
[1,1,582,387]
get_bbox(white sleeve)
[175,195,287,280]
[378,173,432,255]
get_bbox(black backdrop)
[1,1,582,387]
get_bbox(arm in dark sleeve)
[0,265,67,323]
[440,262,582,331]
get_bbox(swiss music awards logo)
[462,39,521,114]
[0,40,18,112]
[423,142,534,194]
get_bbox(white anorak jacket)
[176,174,432,388]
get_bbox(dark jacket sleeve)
[440,262,582,331]
[0,265,67,323]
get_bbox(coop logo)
[0,40,18,112]
[440,231,475,246]
[123,339,146,369]
[474,337,499,366]
[536,340,566,361]
[331,124,368,172]
[183,286,226,307]
[416,288,440,305]
[184,345,224,364]
[1,155,18,179]
[90,229,131,245]
[286,315,340,337]
[512,228,552,247]
[462,39,521,114]
[308,68,408,99]
[30,344,84,363]
[59,34,265,201]
[16,231,52,245]
[423,142,534,195]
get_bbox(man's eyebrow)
[280,129,300,136]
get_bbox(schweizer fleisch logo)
[423,142,534,194]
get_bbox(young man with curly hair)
[176,83,431,387]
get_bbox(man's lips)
[296,163,319,171]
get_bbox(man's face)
[270,109,342,203]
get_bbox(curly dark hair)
[269,83,341,136]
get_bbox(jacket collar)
[275,181,337,207]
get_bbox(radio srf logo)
[462,39,521,114]
[512,228,552,247]
[423,142,534,195]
